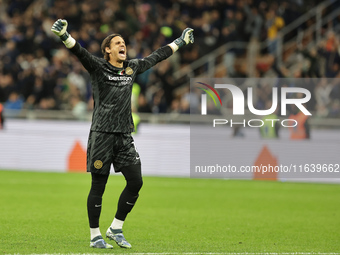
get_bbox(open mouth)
[119,48,126,58]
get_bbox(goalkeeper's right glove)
[51,19,75,48]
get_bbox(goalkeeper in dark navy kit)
[51,19,194,249]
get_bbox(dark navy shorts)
[87,131,141,175]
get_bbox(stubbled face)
[106,36,126,62]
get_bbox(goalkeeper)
[51,19,194,249]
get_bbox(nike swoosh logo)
[126,202,135,205]
[95,204,101,207]
[136,156,140,160]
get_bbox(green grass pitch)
[0,170,339,254]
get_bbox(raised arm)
[51,19,101,73]
[168,28,194,53]
[137,28,194,74]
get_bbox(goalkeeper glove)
[169,28,194,52]
[51,19,75,48]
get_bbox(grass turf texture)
[0,171,339,254]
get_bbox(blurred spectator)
[329,99,340,118]
[244,5,264,41]
[180,96,190,114]
[38,97,57,110]
[153,60,177,108]
[318,31,340,78]
[315,78,332,117]
[298,46,321,78]
[0,103,4,129]
[4,91,24,110]
[266,9,285,55]
[70,94,87,120]
[67,62,87,99]
[259,102,280,139]
[137,94,152,113]
[151,89,167,114]
[288,105,310,140]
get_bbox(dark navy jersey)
[70,42,173,133]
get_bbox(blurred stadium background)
[1,0,340,120]
[1,0,340,176]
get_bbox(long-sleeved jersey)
[70,42,173,133]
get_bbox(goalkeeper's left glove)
[169,28,194,53]
[51,19,75,48]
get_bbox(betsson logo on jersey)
[108,76,133,81]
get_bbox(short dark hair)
[101,34,123,61]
